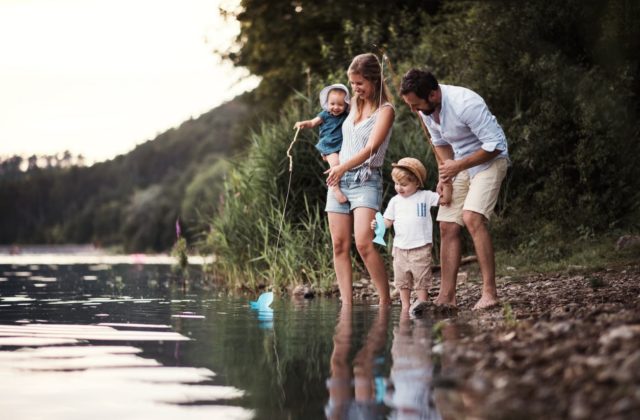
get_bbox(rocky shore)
[431,264,640,419]
[302,261,640,419]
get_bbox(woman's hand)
[325,164,346,187]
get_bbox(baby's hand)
[439,196,450,206]
[370,219,377,230]
[294,121,309,129]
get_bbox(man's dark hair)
[400,69,439,100]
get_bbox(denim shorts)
[325,169,383,214]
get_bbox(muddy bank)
[430,264,640,420]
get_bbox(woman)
[325,53,394,305]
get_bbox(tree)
[220,0,441,112]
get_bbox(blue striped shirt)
[339,102,394,182]
[420,84,509,178]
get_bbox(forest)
[206,0,640,286]
[1,0,639,284]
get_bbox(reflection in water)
[0,343,252,420]
[326,308,442,420]
[387,313,441,420]
[326,306,390,419]
[0,263,255,419]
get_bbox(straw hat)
[392,157,427,186]
[319,83,351,111]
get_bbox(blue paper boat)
[373,212,386,246]
[250,291,274,310]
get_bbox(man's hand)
[439,159,462,181]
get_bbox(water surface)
[0,262,443,419]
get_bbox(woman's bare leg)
[328,212,353,304]
[353,207,390,305]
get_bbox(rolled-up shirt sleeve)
[460,96,507,153]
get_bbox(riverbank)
[315,241,640,418]
[431,262,640,419]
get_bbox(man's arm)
[439,148,501,180]
[434,144,454,164]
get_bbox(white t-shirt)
[383,190,440,250]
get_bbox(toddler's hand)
[294,121,309,129]
[370,219,377,230]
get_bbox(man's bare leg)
[463,210,499,310]
[435,221,461,306]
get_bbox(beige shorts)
[437,158,508,226]
[392,244,433,291]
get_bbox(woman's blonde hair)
[348,53,391,121]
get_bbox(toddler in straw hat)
[371,157,441,313]
[294,83,350,203]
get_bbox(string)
[275,127,300,254]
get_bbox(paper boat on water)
[249,291,273,310]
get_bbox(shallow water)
[0,263,444,419]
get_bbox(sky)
[0,0,259,164]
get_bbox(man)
[400,69,509,310]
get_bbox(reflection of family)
[325,307,441,419]
[387,312,441,419]
[296,53,509,311]
[325,306,390,419]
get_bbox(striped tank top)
[339,102,394,182]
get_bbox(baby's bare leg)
[325,153,348,204]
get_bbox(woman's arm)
[325,105,394,186]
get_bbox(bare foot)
[331,187,348,204]
[434,294,457,308]
[378,298,392,306]
[473,294,500,310]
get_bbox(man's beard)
[421,99,438,115]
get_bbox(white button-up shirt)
[419,84,509,178]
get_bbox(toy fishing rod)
[373,45,443,167]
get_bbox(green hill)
[0,95,250,252]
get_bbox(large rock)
[615,235,640,250]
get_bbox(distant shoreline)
[0,244,213,266]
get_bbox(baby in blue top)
[294,83,350,203]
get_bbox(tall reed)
[203,93,441,291]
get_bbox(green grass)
[495,235,640,277]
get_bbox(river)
[0,260,443,419]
